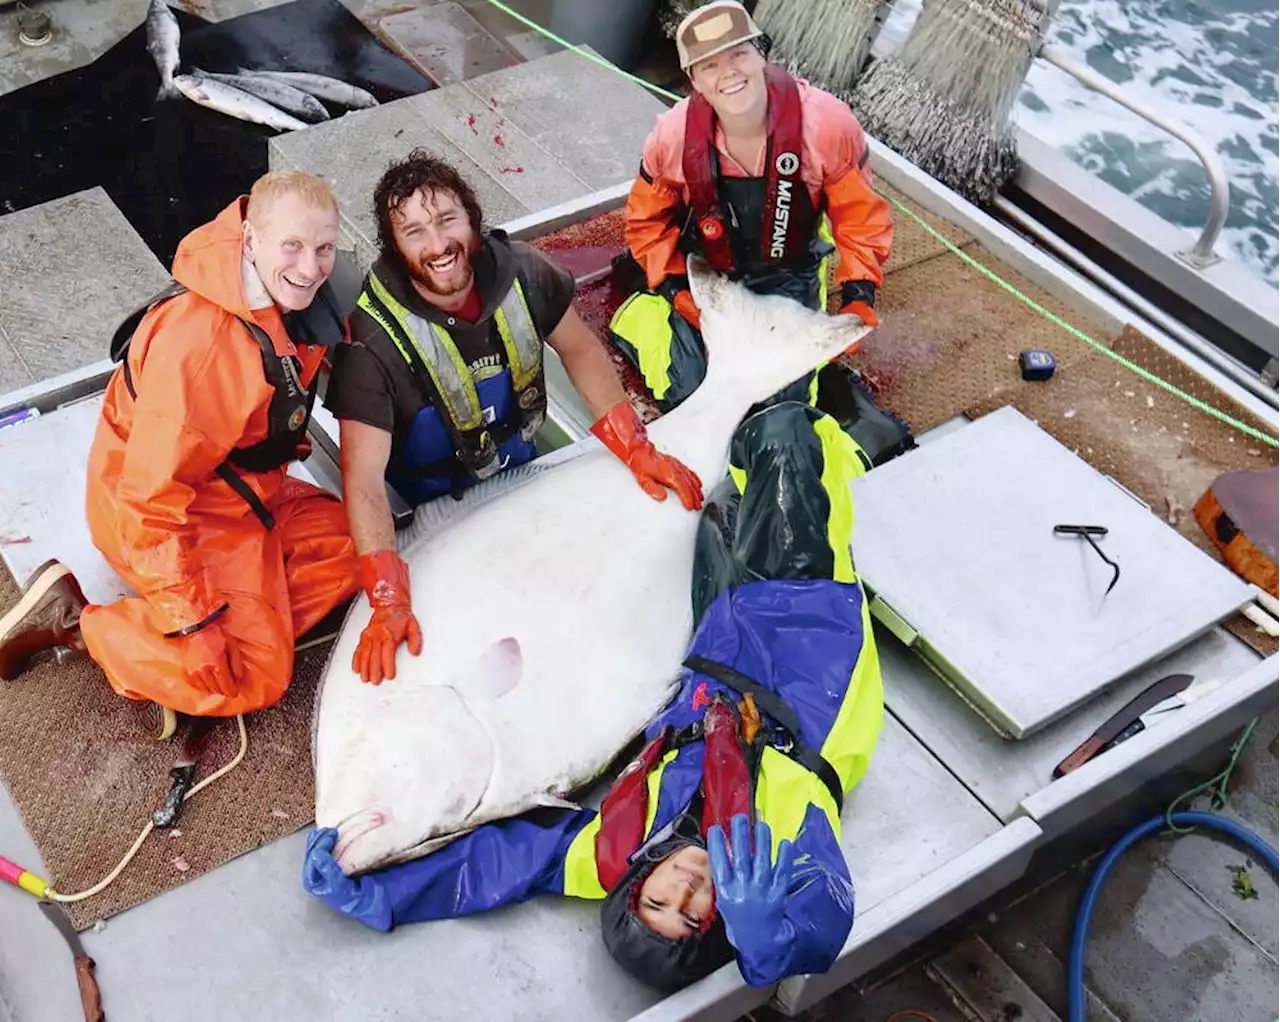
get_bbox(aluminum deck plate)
[878,622,1263,822]
[0,706,1011,1021]
[848,406,1254,739]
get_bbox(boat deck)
[0,4,1275,1021]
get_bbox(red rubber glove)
[353,549,423,685]
[591,401,705,511]
[672,288,702,332]
[839,299,879,328]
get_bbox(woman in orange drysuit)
[0,173,359,727]
[611,0,895,413]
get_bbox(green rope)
[480,0,1279,449]
[1164,717,1259,834]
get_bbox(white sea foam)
[872,0,1278,288]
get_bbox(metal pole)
[1037,44,1230,271]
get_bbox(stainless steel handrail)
[1037,43,1230,271]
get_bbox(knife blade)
[1053,673,1194,778]
[37,900,104,1022]
[1100,675,1231,751]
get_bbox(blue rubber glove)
[708,814,798,982]
[301,827,393,932]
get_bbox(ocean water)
[875,0,1279,289]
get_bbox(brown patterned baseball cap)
[675,1,763,71]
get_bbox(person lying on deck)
[302,399,885,993]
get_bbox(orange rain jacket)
[625,74,894,302]
[79,197,358,717]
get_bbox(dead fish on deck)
[172,74,308,132]
[192,68,331,123]
[145,0,181,100]
[236,68,379,110]
[312,256,873,876]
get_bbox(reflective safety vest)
[357,271,548,483]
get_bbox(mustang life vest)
[681,65,820,275]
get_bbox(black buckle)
[673,719,704,747]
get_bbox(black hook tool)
[1054,524,1121,595]
[152,716,215,829]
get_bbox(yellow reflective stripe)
[562,816,607,900]
[812,414,868,584]
[493,278,542,391]
[728,464,747,495]
[754,746,841,858]
[366,272,436,368]
[491,305,525,387]
[427,321,480,427]
[472,364,506,383]
[356,292,414,366]
[820,593,884,793]
[609,292,675,400]
[367,272,482,430]
[754,602,883,852]
[645,749,678,838]
[817,215,834,311]
[808,372,820,407]
[512,279,542,388]
[561,747,678,899]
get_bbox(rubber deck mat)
[0,562,333,931]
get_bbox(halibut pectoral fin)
[462,637,523,701]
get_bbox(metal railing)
[1037,44,1230,271]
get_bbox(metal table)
[848,405,1254,739]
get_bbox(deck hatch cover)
[848,406,1253,739]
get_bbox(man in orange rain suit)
[610,0,895,414]
[0,171,359,737]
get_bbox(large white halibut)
[313,259,871,876]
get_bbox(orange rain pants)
[80,477,357,717]
[79,196,359,718]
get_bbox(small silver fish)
[237,68,379,110]
[145,0,181,100]
[193,68,331,123]
[173,74,308,133]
